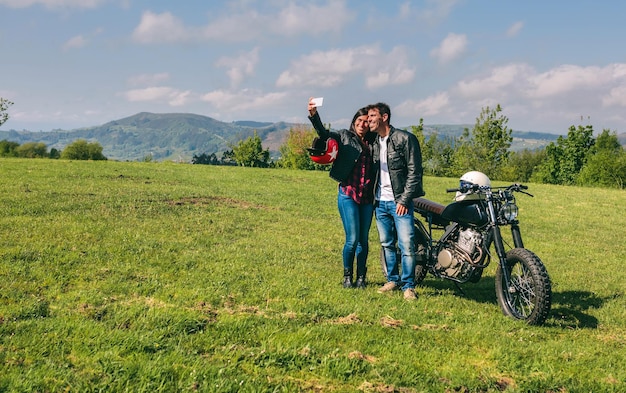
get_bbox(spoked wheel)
[495,248,552,325]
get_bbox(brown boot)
[377,281,398,293]
[403,288,418,301]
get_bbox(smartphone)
[311,97,324,107]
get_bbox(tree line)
[0,99,99,160]
[0,139,107,160]
[2,97,625,188]
[225,104,626,189]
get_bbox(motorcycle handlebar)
[446,183,530,194]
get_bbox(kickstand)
[453,281,466,296]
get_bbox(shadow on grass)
[417,276,607,329]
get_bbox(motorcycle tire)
[379,248,427,285]
[495,247,552,325]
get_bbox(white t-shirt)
[377,135,395,201]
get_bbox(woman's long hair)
[349,107,369,133]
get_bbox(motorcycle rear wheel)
[495,248,552,325]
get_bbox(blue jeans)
[375,200,416,290]
[337,187,374,276]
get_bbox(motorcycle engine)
[435,228,483,280]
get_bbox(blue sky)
[1,0,625,134]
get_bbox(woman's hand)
[308,97,317,116]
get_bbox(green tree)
[420,131,457,177]
[500,148,546,182]
[457,104,512,178]
[221,150,236,166]
[192,152,219,165]
[0,98,13,127]
[16,142,48,158]
[231,131,270,168]
[577,129,626,188]
[60,139,107,160]
[0,139,20,157]
[594,128,622,152]
[410,118,425,145]
[533,125,594,185]
[277,126,322,170]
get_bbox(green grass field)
[1,158,625,392]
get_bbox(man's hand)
[396,203,408,216]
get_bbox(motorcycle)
[381,172,552,325]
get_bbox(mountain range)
[0,111,609,162]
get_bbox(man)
[368,102,424,301]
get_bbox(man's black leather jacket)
[373,126,425,206]
[308,112,376,183]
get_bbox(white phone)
[311,97,324,107]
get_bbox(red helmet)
[307,137,339,165]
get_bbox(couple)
[307,98,424,301]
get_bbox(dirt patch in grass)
[380,315,403,328]
[331,313,361,325]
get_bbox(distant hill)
[0,112,597,162]
[0,112,298,161]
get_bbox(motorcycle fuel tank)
[441,202,488,227]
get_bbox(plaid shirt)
[340,141,373,204]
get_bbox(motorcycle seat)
[413,197,446,216]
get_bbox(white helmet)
[455,171,491,201]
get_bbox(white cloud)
[123,87,192,106]
[507,21,524,37]
[272,1,351,36]
[132,11,190,44]
[398,1,412,19]
[0,0,105,8]
[127,73,170,87]
[457,63,533,99]
[415,0,460,25]
[430,33,467,64]
[527,64,610,98]
[397,92,450,118]
[276,45,415,89]
[62,34,87,51]
[132,2,353,44]
[416,62,626,130]
[201,89,288,112]
[603,85,626,107]
[215,48,260,88]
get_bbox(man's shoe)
[355,276,366,289]
[403,288,418,301]
[377,281,398,293]
[343,275,353,288]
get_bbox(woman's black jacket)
[308,112,375,183]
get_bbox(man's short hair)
[368,102,391,123]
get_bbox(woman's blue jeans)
[337,187,374,276]
[375,200,416,290]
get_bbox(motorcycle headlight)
[500,202,518,221]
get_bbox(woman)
[308,98,376,288]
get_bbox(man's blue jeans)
[337,187,374,276]
[375,200,416,290]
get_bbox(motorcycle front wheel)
[495,248,552,325]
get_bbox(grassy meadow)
[1,158,625,392]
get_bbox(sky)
[1,0,626,134]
